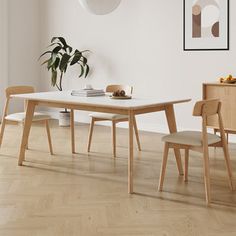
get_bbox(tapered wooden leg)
[158,143,169,191]
[203,148,211,205]
[0,119,6,147]
[184,149,189,182]
[222,136,235,191]
[18,100,36,166]
[45,120,53,155]
[128,110,134,194]
[112,121,116,158]
[22,124,29,150]
[87,118,95,152]
[165,105,183,175]
[70,109,75,154]
[133,116,141,151]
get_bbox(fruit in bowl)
[112,90,126,97]
[219,74,236,83]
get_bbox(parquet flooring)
[0,121,236,236]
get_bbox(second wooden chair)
[87,85,141,157]
[158,99,234,205]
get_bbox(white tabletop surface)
[12,91,190,109]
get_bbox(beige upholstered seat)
[5,112,51,122]
[89,112,128,120]
[0,86,53,155]
[158,99,235,205]
[162,131,221,146]
[87,85,141,157]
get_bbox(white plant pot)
[59,111,70,127]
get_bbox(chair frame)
[158,99,235,205]
[0,86,53,155]
[87,85,141,157]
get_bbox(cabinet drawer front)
[204,85,236,130]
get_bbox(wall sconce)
[79,0,121,15]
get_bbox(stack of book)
[71,89,105,97]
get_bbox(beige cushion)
[5,112,51,122]
[89,112,128,120]
[162,131,221,146]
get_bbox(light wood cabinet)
[203,83,236,134]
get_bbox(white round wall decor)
[79,0,121,15]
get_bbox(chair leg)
[112,121,116,158]
[184,149,189,182]
[87,118,95,152]
[45,120,53,155]
[22,124,29,150]
[133,116,141,151]
[203,148,211,205]
[0,119,6,147]
[158,143,169,191]
[222,137,235,191]
[70,109,75,154]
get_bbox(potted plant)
[39,37,90,126]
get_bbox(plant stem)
[58,72,63,91]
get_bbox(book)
[71,89,105,97]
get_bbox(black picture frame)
[183,0,229,51]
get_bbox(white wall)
[39,0,236,132]
[0,0,41,114]
[0,0,8,117]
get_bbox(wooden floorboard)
[0,121,235,236]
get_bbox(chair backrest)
[106,85,133,95]
[193,99,220,117]
[193,99,227,147]
[5,86,34,99]
[2,86,35,118]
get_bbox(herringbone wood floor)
[0,121,236,236]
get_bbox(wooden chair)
[0,86,53,154]
[87,85,141,157]
[158,99,234,205]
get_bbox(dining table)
[12,91,191,193]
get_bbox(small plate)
[110,95,132,100]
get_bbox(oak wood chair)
[158,99,234,205]
[0,86,53,154]
[87,85,141,157]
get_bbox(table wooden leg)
[165,105,184,175]
[70,109,76,154]
[18,100,36,166]
[128,110,134,194]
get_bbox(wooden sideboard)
[203,83,236,138]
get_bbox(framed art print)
[184,0,229,51]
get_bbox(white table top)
[12,91,190,109]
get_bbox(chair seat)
[89,112,128,120]
[162,131,221,146]
[5,112,51,122]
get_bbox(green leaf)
[51,37,68,48]
[51,70,57,87]
[47,58,52,70]
[59,53,71,72]
[41,59,49,66]
[48,53,58,68]
[53,57,60,70]
[39,51,52,60]
[79,64,84,78]
[85,64,90,78]
[52,46,62,54]
[81,57,87,66]
[70,53,82,66]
